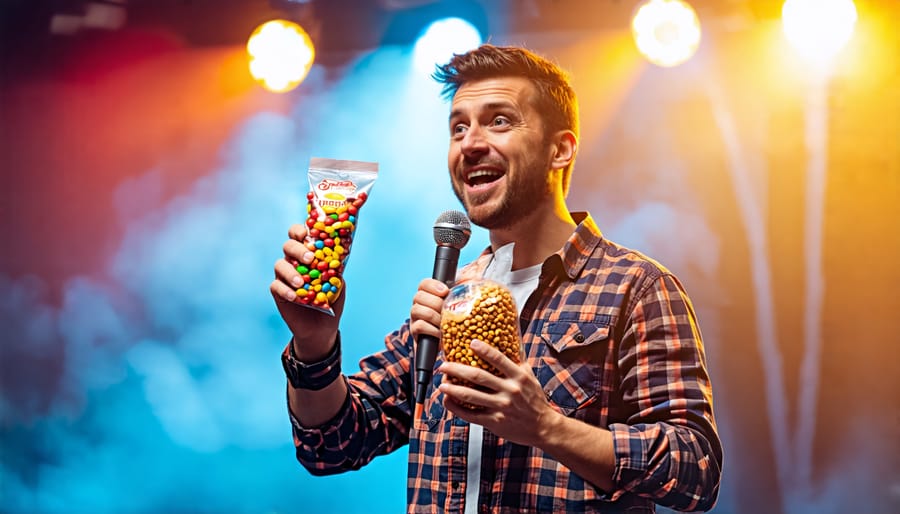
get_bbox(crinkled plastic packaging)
[293,157,378,316]
[441,279,523,406]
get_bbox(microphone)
[414,210,471,422]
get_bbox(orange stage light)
[631,0,702,68]
[246,20,315,93]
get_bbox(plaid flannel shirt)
[288,212,723,513]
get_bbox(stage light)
[246,20,315,93]
[631,0,702,68]
[412,17,482,76]
[782,0,857,66]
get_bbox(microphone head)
[433,210,472,249]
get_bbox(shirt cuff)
[282,332,342,390]
[593,422,652,502]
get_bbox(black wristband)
[281,332,342,390]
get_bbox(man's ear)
[550,130,577,170]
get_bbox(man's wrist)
[291,329,340,362]
[282,331,342,390]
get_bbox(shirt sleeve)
[606,272,724,511]
[289,322,416,476]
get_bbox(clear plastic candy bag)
[293,157,378,315]
[440,279,523,392]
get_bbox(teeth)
[467,169,502,181]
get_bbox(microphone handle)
[414,245,461,406]
[414,334,440,407]
[432,245,461,288]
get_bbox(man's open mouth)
[465,168,504,186]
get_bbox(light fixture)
[782,0,857,66]
[246,19,315,93]
[412,17,482,76]
[631,0,702,68]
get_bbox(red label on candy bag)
[317,179,357,192]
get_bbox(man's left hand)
[437,338,561,447]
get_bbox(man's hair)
[432,44,580,189]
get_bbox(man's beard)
[452,155,553,231]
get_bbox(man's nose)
[460,124,488,157]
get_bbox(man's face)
[447,76,555,230]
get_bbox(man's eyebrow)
[448,101,516,122]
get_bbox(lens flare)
[782,0,857,66]
[631,0,702,68]
[247,20,315,93]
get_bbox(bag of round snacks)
[440,279,524,404]
[293,157,377,316]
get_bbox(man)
[271,44,723,513]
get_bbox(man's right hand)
[410,278,450,344]
[271,223,345,362]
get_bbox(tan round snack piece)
[441,280,522,395]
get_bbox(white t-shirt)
[464,242,542,513]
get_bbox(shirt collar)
[458,212,604,283]
[547,212,604,281]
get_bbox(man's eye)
[452,124,467,135]
[492,116,510,127]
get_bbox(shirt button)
[452,481,460,489]
[574,333,585,343]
